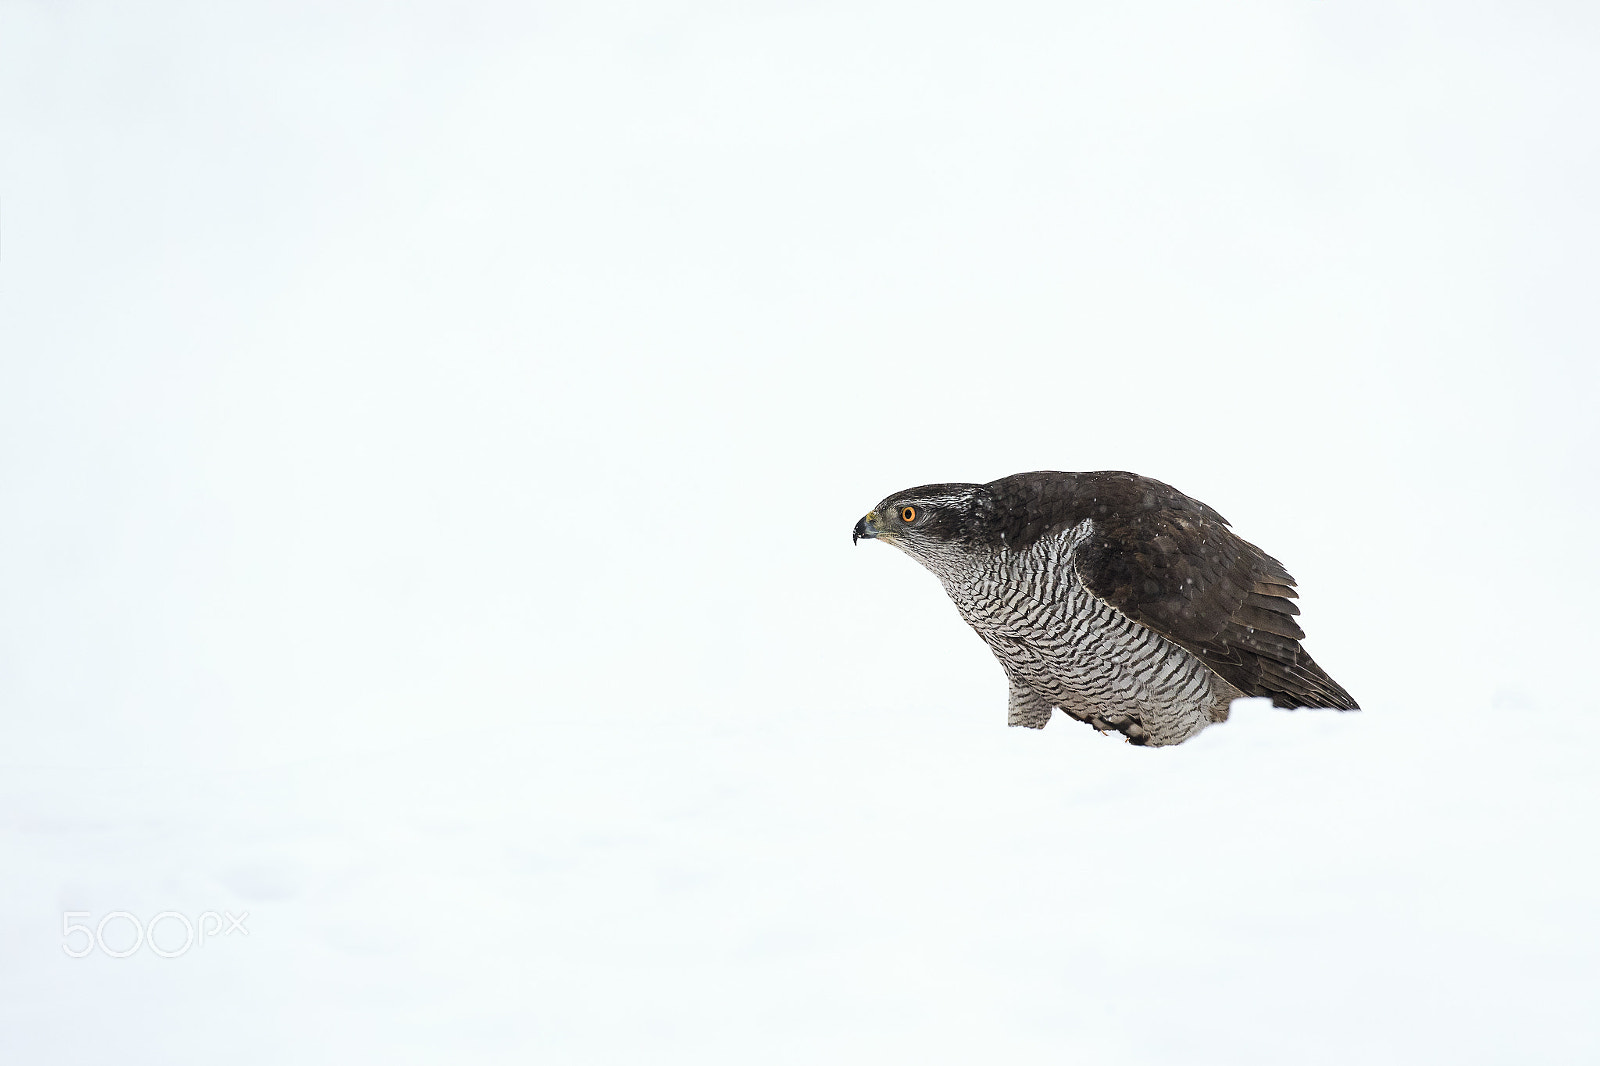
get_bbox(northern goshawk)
[853,470,1357,746]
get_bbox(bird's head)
[852,483,995,563]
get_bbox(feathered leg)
[1007,682,1055,729]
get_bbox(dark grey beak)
[852,513,878,545]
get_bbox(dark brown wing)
[1071,500,1358,711]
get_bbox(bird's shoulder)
[984,469,1269,647]
[981,470,1227,550]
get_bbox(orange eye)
[901,506,917,522]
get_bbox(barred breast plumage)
[853,471,1356,747]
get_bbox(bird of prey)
[853,471,1357,746]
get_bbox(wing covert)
[1072,506,1357,711]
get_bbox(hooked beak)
[852,512,879,545]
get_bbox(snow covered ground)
[5,700,1599,1064]
[2,2,1598,1062]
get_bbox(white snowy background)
[2,2,1597,1062]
